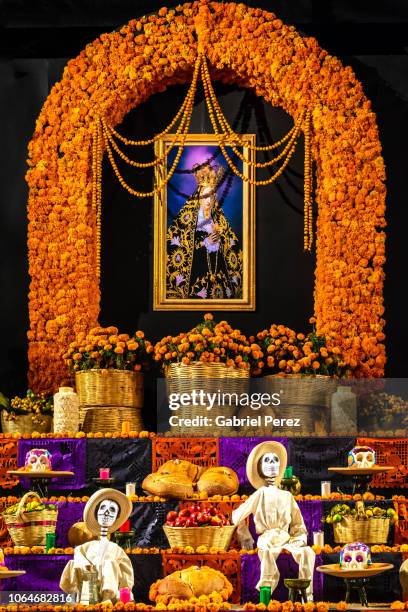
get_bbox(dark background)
[1,0,408,399]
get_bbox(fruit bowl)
[163,504,236,550]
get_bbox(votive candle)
[321,481,331,498]
[126,482,136,497]
[313,531,324,547]
[99,467,110,480]
[119,588,131,603]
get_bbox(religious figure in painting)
[166,161,243,300]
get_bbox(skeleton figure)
[60,489,134,602]
[348,446,376,469]
[340,542,372,570]
[232,442,315,600]
[25,448,52,472]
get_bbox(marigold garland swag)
[26,1,386,393]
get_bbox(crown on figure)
[193,161,223,189]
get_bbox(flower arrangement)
[154,314,264,374]
[3,390,53,419]
[64,326,153,372]
[257,320,349,377]
[26,3,386,394]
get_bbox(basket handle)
[15,491,43,519]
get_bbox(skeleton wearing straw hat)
[232,441,315,599]
[60,488,134,602]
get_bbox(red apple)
[196,512,208,525]
[209,507,217,516]
[179,508,191,518]
[166,511,178,522]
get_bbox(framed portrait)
[153,134,256,310]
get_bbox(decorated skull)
[96,499,119,528]
[340,542,372,569]
[260,452,280,479]
[348,446,376,469]
[25,448,52,472]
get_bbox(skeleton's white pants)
[256,544,315,599]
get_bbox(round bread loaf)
[196,466,239,496]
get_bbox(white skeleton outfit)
[232,442,315,598]
[60,489,134,602]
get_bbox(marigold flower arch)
[26,1,386,392]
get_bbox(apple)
[166,511,178,522]
[179,508,191,518]
[196,512,208,525]
[210,516,222,526]
[209,507,217,516]
[166,520,175,527]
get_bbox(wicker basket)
[264,374,336,407]
[82,406,144,434]
[3,492,58,546]
[333,516,390,544]
[75,369,143,408]
[163,524,236,550]
[166,362,249,398]
[1,412,52,435]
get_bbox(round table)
[317,562,393,607]
[328,466,395,494]
[7,470,74,497]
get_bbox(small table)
[317,562,393,607]
[113,530,136,549]
[7,470,74,497]
[284,578,311,603]
[0,570,26,593]
[328,466,395,494]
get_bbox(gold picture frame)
[153,134,256,311]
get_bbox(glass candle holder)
[99,467,110,480]
[313,531,324,547]
[126,482,136,497]
[321,481,331,498]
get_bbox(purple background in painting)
[17,438,86,490]
[167,144,243,240]
[219,436,289,490]
[241,552,324,603]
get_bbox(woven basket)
[75,369,143,408]
[333,516,390,544]
[264,374,336,407]
[166,362,249,397]
[1,412,52,435]
[82,406,144,434]
[163,524,236,550]
[3,492,58,546]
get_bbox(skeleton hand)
[240,535,255,550]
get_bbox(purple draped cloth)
[54,502,86,547]
[18,438,86,490]
[219,437,289,490]
[4,555,70,592]
[241,552,324,602]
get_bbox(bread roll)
[151,566,232,601]
[142,472,194,499]
[197,466,239,496]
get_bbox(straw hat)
[246,441,287,489]
[83,488,132,535]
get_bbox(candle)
[313,531,324,547]
[99,468,110,480]
[321,481,331,498]
[119,519,131,532]
[119,588,132,603]
[126,482,136,497]
[122,421,131,434]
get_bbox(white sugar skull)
[97,499,119,528]
[25,448,52,472]
[260,452,280,479]
[340,542,372,569]
[348,446,376,469]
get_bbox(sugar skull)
[348,446,376,469]
[25,448,52,472]
[340,542,372,569]
[259,452,280,479]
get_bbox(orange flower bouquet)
[154,314,264,374]
[64,326,153,373]
[257,320,350,377]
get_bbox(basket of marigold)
[64,326,153,432]
[154,314,263,433]
[1,390,53,435]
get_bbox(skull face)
[96,499,119,528]
[348,446,376,469]
[340,542,371,569]
[260,452,280,479]
[25,449,52,472]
